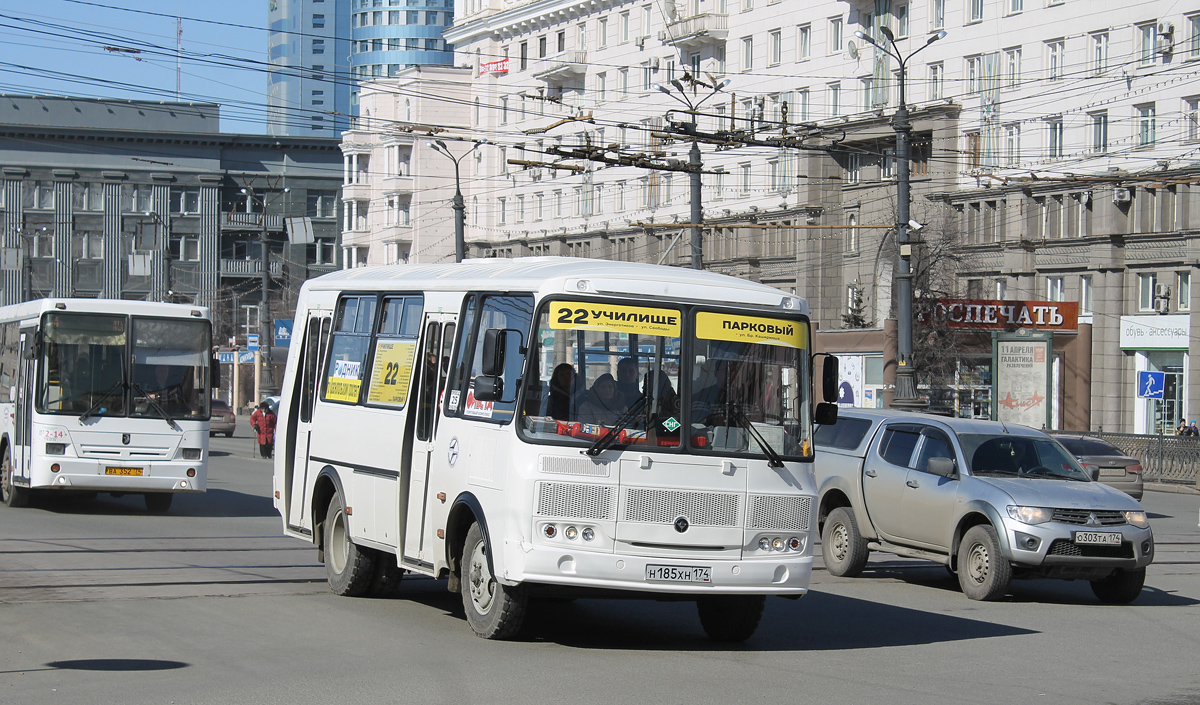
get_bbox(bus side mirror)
[815,402,838,425]
[23,331,41,360]
[473,375,502,402]
[210,353,222,390]
[481,329,506,377]
[822,355,839,403]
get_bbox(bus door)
[285,313,332,532]
[402,313,456,564]
[14,327,36,481]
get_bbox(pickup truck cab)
[814,409,1153,603]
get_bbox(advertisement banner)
[993,332,1053,428]
[926,299,1078,331]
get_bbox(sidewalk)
[1145,481,1199,495]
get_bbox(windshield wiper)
[586,394,649,457]
[78,379,125,423]
[130,382,179,430]
[728,405,784,468]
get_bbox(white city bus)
[274,258,837,640]
[0,299,214,513]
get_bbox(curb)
[1145,482,1200,495]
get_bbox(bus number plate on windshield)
[1074,531,1121,545]
[645,565,711,583]
[105,467,143,476]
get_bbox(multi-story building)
[0,95,343,349]
[341,1,1200,434]
[267,0,459,136]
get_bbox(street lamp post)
[239,186,289,396]
[655,77,731,270]
[428,139,489,264]
[142,211,172,302]
[854,27,945,409]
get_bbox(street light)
[427,139,489,263]
[238,186,289,394]
[853,26,945,410]
[142,210,172,302]
[654,77,730,270]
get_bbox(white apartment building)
[343,0,1200,433]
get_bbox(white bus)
[0,299,215,513]
[274,258,838,640]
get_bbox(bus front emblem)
[447,438,459,467]
[674,516,689,533]
[122,434,130,445]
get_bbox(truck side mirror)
[822,355,839,403]
[927,457,957,478]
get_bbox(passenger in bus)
[547,363,576,420]
[691,359,730,426]
[615,358,642,404]
[579,373,625,425]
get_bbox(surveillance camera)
[907,219,924,231]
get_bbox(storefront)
[1122,314,1190,435]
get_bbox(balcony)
[533,51,588,82]
[220,258,283,277]
[659,13,728,48]
[342,182,372,201]
[382,174,415,194]
[221,212,284,231]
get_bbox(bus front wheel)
[1,447,30,508]
[697,595,766,642]
[323,493,376,596]
[144,493,173,514]
[461,521,527,639]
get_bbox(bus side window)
[321,296,377,405]
[444,296,477,416]
[461,295,533,424]
[299,316,324,423]
[416,322,441,441]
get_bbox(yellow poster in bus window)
[696,312,807,348]
[367,340,417,405]
[549,302,681,337]
[326,358,363,403]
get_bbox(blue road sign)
[274,319,293,347]
[1137,370,1165,399]
[217,351,234,364]
[247,334,259,351]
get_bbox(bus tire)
[323,493,375,597]
[144,493,173,514]
[697,595,766,642]
[461,521,527,639]
[1,446,30,508]
[367,553,405,598]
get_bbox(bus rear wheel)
[144,493,173,514]
[697,595,766,642]
[323,493,376,596]
[1,447,30,508]
[461,521,526,639]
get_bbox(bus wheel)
[697,595,766,643]
[323,493,375,597]
[144,493,173,514]
[367,554,404,598]
[1,447,30,508]
[461,521,526,639]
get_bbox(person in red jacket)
[250,401,277,459]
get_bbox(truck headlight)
[1007,505,1053,525]
[1124,511,1149,529]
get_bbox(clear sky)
[0,0,270,134]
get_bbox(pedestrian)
[1177,419,1189,436]
[251,401,277,458]
[1190,420,1199,437]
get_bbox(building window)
[1046,276,1065,302]
[312,39,325,54]
[828,17,842,55]
[931,0,944,30]
[1047,118,1064,159]
[1091,32,1108,75]
[1004,47,1021,88]
[798,24,811,59]
[796,89,809,121]
[1004,123,1020,166]
[1079,276,1092,315]
[895,4,908,37]
[169,188,200,213]
[1090,111,1108,153]
[620,12,631,42]
[996,279,1008,300]
[847,213,859,252]
[966,55,981,93]
[1046,40,1064,81]
[742,37,754,71]
[1139,22,1158,66]
[967,279,983,299]
[770,30,782,66]
[1190,13,1200,59]
[965,132,981,169]
[928,62,943,100]
[846,152,861,184]
[598,17,608,48]
[827,82,840,116]
[968,0,983,22]
[1185,98,1200,142]
[1139,273,1157,311]
[1007,0,1021,14]
[1137,103,1156,146]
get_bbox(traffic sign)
[274,319,293,347]
[248,334,259,351]
[1137,370,1165,399]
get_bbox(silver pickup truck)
[814,409,1154,603]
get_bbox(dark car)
[1056,435,1143,500]
[210,398,236,437]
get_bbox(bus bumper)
[504,541,813,595]
[32,461,206,493]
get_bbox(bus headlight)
[182,448,202,460]
[45,443,66,455]
[758,537,771,551]
[543,524,557,539]
[581,527,595,541]
[564,526,579,540]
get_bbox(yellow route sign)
[696,312,806,348]
[549,302,681,337]
[367,340,417,406]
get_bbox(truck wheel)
[461,521,527,639]
[144,493,173,514]
[821,507,869,577]
[957,524,1012,601]
[1,447,30,508]
[697,595,766,642]
[323,493,376,596]
[367,553,405,598]
[1090,568,1145,604]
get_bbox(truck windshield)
[958,434,1090,481]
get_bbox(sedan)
[210,398,236,437]
[1055,435,1143,500]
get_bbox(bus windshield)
[38,313,210,419]
[518,301,812,460]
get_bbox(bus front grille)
[747,494,811,532]
[535,482,615,520]
[622,488,740,527]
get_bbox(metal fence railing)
[1049,431,1199,485]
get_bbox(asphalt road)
[1,425,1199,705]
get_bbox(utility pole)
[240,185,288,396]
[854,26,946,410]
[428,139,490,263]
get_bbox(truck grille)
[1051,509,1127,526]
[623,488,740,526]
[1047,539,1133,559]
[747,494,811,531]
[535,482,615,520]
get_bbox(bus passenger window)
[458,295,533,424]
[322,296,377,405]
